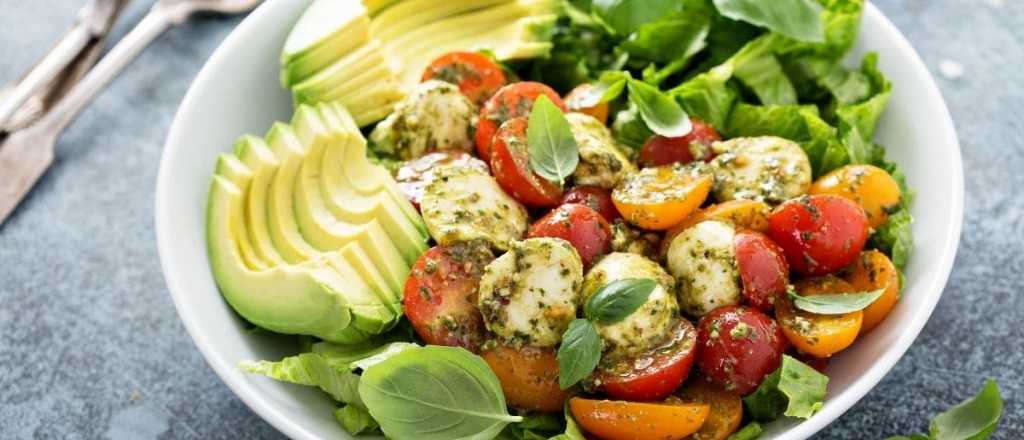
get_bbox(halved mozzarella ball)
[369,80,478,160]
[666,220,742,317]
[581,253,678,358]
[478,238,584,347]
[709,136,811,205]
[567,113,636,189]
[421,166,528,251]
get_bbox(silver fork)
[0,0,264,226]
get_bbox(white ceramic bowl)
[155,1,964,438]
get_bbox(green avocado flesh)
[206,103,428,343]
[281,0,561,126]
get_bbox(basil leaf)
[556,319,602,389]
[788,285,887,315]
[712,0,825,43]
[566,71,629,110]
[359,346,522,440]
[743,355,829,421]
[627,79,692,137]
[585,278,658,324]
[528,95,580,185]
[727,422,763,440]
[929,379,1003,440]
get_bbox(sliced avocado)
[213,154,267,271]
[281,0,366,65]
[382,1,532,58]
[292,41,391,104]
[298,104,428,262]
[333,243,403,315]
[264,123,322,263]
[318,61,397,104]
[363,0,401,16]
[207,177,392,343]
[370,0,512,42]
[234,136,288,267]
[281,14,370,87]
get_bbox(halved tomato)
[842,250,900,333]
[476,81,565,161]
[402,244,493,352]
[421,51,507,105]
[570,398,709,440]
[676,379,743,440]
[734,230,789,311]
[528,204,612,268]
[659,200,772,260]
[696,305,786,395]
[490,116,563,207]
[481,345,568,412]
[776,276,863,358]
[561,185,621,222]
[594,319,697,401]
[767,195,869,275]
[613,164,713,230]
[638,118,721,168]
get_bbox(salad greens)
[728,422,764,440]
[787,284,888,314]
[743,355,829,421]
[528,95,580,185]
[887,380,1003,440]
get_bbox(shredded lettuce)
[743,355,829,421]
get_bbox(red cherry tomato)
[560,186,621,222]
[476,82,565,161]
[734,230,789,311]
[402,244,494,352]
[395,151,489,210]
[767,195,870,275]
[638,118,721,168]
[490,116,563,207]
[594,319,698,401]
[421,51,507,105]
[697,305,786,395]
[528,204,612,269]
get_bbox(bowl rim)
[154,2,964,439]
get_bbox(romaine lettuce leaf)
[773,0,864,58]
[620,0,715,63]
[334,405,380,435]
[743,355,829,421]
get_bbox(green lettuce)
[743,355,829,421]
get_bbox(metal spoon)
[0,0,264,226]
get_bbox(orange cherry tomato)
[777,276,863,358]
[612,164,713,230]
[564,83,610,124]
[676,379,743,440]
[476,82,565,161]
[421,51,507,105]
[659,200,772,259]
[810,164,902,229]
[843,250,900,333]
[570,398,710,440]
[490,116,564,207]
[481,345,568,412]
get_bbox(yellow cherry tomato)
[570,397,709,440]
[613,164,712,230]
[777,276,863,358]
[676,379,743,440]
[843,250,900,333]
[810,164,901,229]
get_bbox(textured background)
[0,0,1021,438]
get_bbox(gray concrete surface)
[0,0,1020,438]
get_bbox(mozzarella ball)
[709,136,812,205]
[421,166,528,251]
[369,80,477,160]
[666,220,742,317]
[581,253,678,358]
[567,113,636,189]
[478,238,585,347]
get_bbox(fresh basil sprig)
[787,284,887,315]
[528,95,580,185]
[627,78,693,137]
[712,0,825,43]
[585,278,657,324]
[556,278,657,389]
[886,379,1003,440]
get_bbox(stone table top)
[0,0,1021,438]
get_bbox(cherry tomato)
[843,250,900,333]
[613,164,713,230]
[490,116,564,207]
[402,244,493,352]
[570,398,709,440]
[777,276,863,358]
[734,230,789,311]
[659,200,772,260]
[639,118,721,168]
[481,345,568,412]
[527,204,612,268]
[810,164,902,229]
[561,185,621,222]
[696,305,786,395]
[594,319,697,401]
[421,51,506,105]
[564,83,610,124]
[476,81,565,161]
[767,195,869,276]
[394,150,489,210]
[676,379,743,440]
